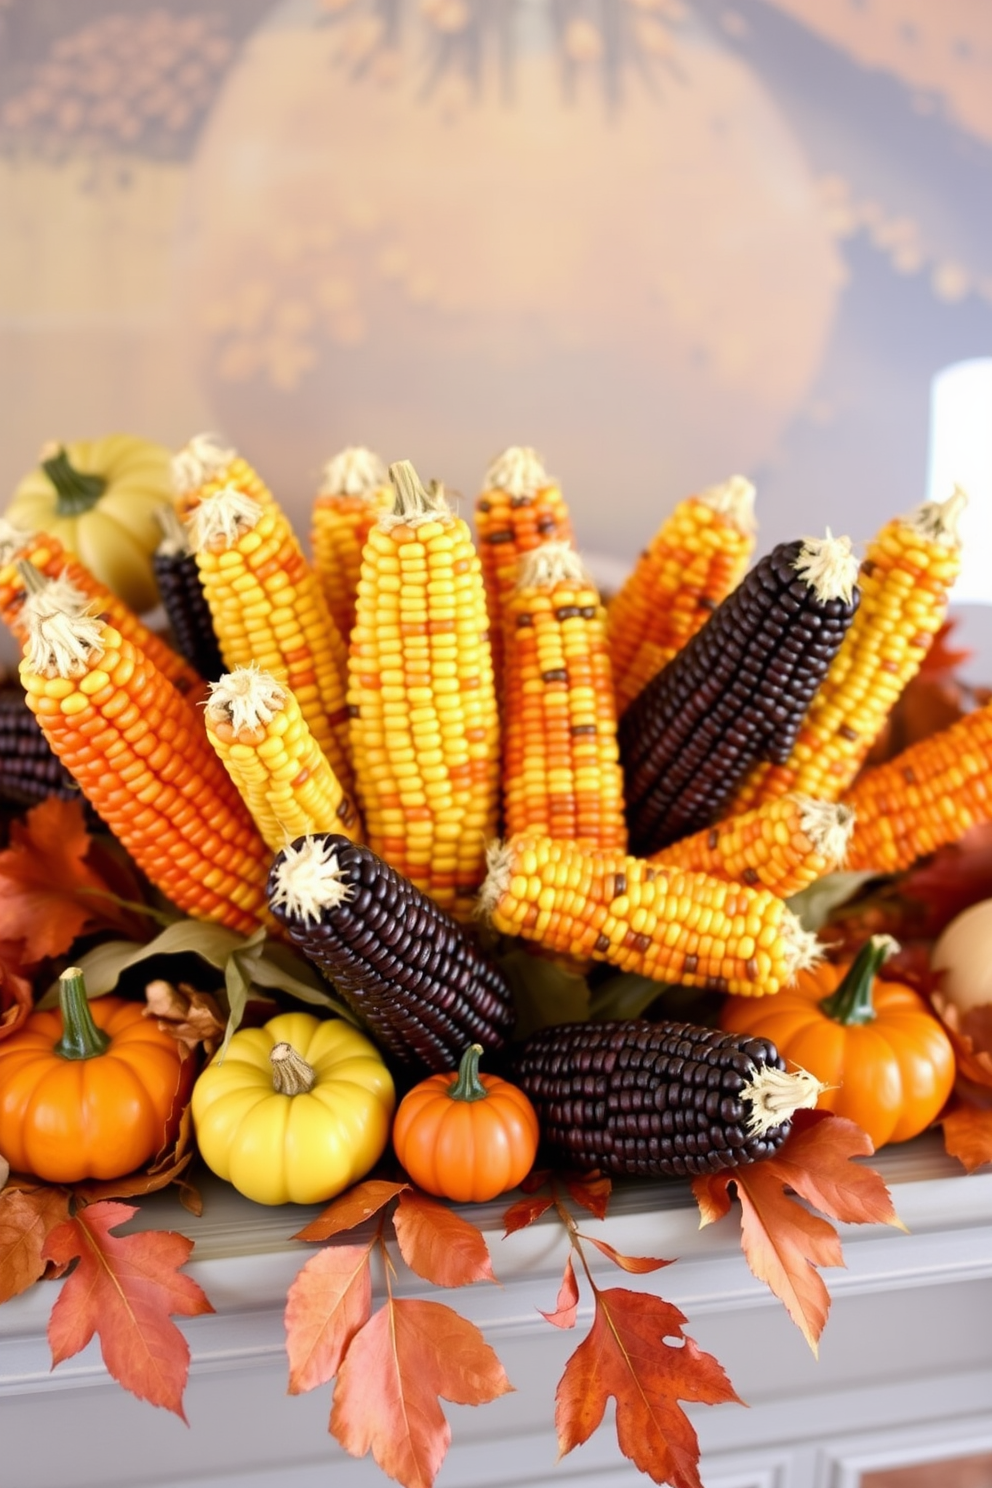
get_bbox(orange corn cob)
[19,604,271,933]
[843,701,992,873]
[480,835,818,996]
[729,488,967,812]
[204,665,362,853]
[348,460,500,921]
[502,542,626,852]
[311,446,394,644]
[0,517,203,698]
[187,487,353,793]
[607,476,756,714]
[650,794,854,899]
[171,433,275,520]
[475,447,574,686]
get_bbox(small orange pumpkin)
[721,935,955,1149]
[392,1044,540,1202]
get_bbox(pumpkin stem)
[270,1041,317,1095]
[819,934,898,1026]
[54,967,111,1061]
[448,1044,489,1103]
[40,445,107,517]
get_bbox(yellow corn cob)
[171,433,275,520]
[187,487,353,792]
[348,460,500,921]
[475,446,574,687]
[844,701,992,873]
[480,835,819,996]
[204,665,362,853]
[311,446,395,644]
[607,475,756,714]
[650,794,854,899]
[19,602,271,933]
[729,487,967,812]
[502,541,626,852]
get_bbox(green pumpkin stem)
[41,445,107,517]
[448,1044,489,1103]
[818,934,898,1026]
[54,967,111,1060]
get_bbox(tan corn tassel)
[311,446,394,644]
[171,433,275,520]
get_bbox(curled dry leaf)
[144,979,225,1052]
[930,990,992,1091]
[0,938,34,1043]
[0,1150,8,1190]
[540,1254,579,1328]
[941,1099,992,1173]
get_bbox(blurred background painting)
[0,0,989,646]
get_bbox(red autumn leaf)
[556,1286,740,1488]
[539,1254,579,1328]
[393,1190,497,1289]
[942,1101,992,1172]
[331,1297,513,1488]
[579,1234,674,1274]
[565,1172,612,1220]
[502,1192,555,1235]
[42,1200,214,1420]
[519,1167,553,1193]
[0,1186,71,1304]
[294,1179,409,1242]
[0,938,34,1042]
[285,1241,374,1394]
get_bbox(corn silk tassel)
[152,504,225,683]
[650,794,855,899]
[204,665,362,853]
[843,699,992,873]
[268,833,515,1073]
[348,460,500,922]
[171,432,275,520]
[0,517,203,697]
[729,487,967,812]
[502,541,626,851]
[18,585,271,933]
[620,533,861,855]
[480,834,820,996]
[311,446,394,643]
[607,475,757,714]
[474,446,574,689]
[187,486,353,793]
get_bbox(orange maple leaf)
[942,1100,992,1172]
[556,1287,741,1488]
[393,1190,497,1289]
[331,1298,513,1488]
[692,1111,903,1354]
[0,1187,71,1304]
[42,1200,214,1420]
[285,1241,374,1395]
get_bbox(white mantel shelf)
[2,1135,991,1488]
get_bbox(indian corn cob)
[650,794,855,899]
[19,592,271,933]
[0,677,83,811]
[513,1019,822,1177]
[0,517,203,697]
[187,486,353,792]
[348,460,500,921]
[480,834,820,996]
[607,475,757,714]
[728,488,967,812]
[171,432,274,520]
[502,541,626,851]
[619,534,861,855]
[204,665,362,853]
[268,833,515,1073]
[152,505,225,682]
[843,699,992,873]
[311,446,394,643]
[475,446,574,687]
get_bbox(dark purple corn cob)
[152,507,225,682]
[0,682,83,810]
[267,833,516,1074]
[513,1018,818,1178]
[619,534,860,854]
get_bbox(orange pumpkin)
[392,1044,540,1202]
[721,935,955,1149]
[0,967,192,1183]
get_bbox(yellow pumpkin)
[6,434,174,612]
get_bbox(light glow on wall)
[927,358,992,604]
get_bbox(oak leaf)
[42,1200,214,1420]
[393,1190,497,1288]
[285,1241,374,1394]
[540,1255,579,1328]
[0,1186,71,1304]
[331,1297,513,1488]
[942,1100,992,1172]
[294,1179,409,1242]
[556,1287,740,1488]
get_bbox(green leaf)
[249,947,360,1027]
[38,919,248,1008]
[499,947,590,1039]
[76,886,178,929]
[219,952,253,1059]
[787,871,886,933]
